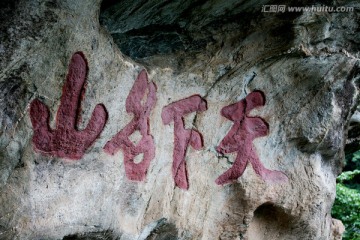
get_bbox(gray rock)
[0,0,359,239]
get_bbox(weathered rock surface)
[0,0,359,239]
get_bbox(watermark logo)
[262,5,286,13]
[261,5,354,13]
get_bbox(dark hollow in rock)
[145,220,178,240]
[248,203,298,240]
[99,0,302,66]
[63,230,119,240]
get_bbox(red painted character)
[104,70,157,181]
[30,52,108,160]
[216,91,287,185]
[162,95,207,189]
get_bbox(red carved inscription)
[104,70,157,181]
[216,91,287,185]
[161,95,207,189]
[30,52,285,189]
[30,52,108,160]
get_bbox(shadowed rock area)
[0,0,359,239]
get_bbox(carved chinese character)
[29,52,108,160]
[162,95,207,189]
[216,91,287,185]
[104,70,157,181]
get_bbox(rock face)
[0,0,359,239]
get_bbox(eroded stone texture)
[0,0,359,239]
[30,52,108,160]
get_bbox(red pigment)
[30,52,108,160]
[161,95,207,189]
[216,91,287,185]
[104,70,157,181]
